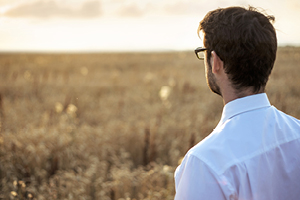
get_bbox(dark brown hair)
[198,6,277,92]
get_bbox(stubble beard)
[206,62,222,96]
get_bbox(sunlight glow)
[0,0,300,52]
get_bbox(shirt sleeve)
[174,154,234,200]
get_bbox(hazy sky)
[0,0,299,52]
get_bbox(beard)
[206,61,222,96]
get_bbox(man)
[174,6,300,200]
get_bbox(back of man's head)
[198,6,277,93]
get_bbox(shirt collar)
[216,93,271,129]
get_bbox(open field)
[0,47,300,199]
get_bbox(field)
[0,47,300,199]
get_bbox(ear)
[211,51,223,74]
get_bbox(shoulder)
[174,148,236,199]
[273,107,300,126]
[185,128,231,174]
[187,105,300,174]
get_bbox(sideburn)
[206,53,222,96]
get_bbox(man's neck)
[221,86,264,105]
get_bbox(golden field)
[0,47,300,199]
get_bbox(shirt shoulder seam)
[219,136,300,174]
[187,153,237,196]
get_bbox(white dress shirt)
[174,93,300,200]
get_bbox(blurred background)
[0,0,300,52]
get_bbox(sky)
[0,0,299,52]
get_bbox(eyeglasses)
[194,47,207,60]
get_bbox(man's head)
[198,6,277,93]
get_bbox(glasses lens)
[197,51,205,60]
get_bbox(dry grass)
[0,47,300,199]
